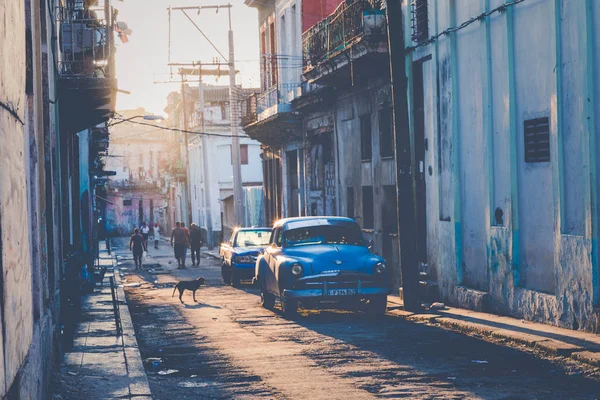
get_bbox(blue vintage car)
[254,217,390,316]
[220,227,271,287]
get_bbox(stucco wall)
[0,0,35,395]
[403,0,600,331]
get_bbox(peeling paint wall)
[402,0,600,331]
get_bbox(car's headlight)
[236,255,254,264]
[291,263,303,276]
[374,262,386,275]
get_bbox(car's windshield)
[284,223,363,247]
[234,230,271,247]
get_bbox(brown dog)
[172,277,206,303]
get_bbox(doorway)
[413,59,428,265]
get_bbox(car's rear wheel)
[366,295,387,316]
[260,281,275,310]
[281,298,298,318]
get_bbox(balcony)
[241,83,302,146]
[302,0,388,85]
[57,2,117,134]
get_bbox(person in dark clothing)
[181,222,190,266]
[171,222,187,268]
[129,228,147,270]
[189,223,203,266]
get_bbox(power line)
[109,117,250,139]
[407,0,525,52]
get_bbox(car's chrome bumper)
[282,285,390,299]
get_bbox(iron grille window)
[524,117,550,163]
[411,0,429,43]
[360,115,372,161]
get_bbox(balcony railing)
[57,3,112,78]
[254,83,301,121]
[303,0,386,73]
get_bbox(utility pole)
[196,65,215,249]
[167,3,244,228]
[386,0,420,311]
[228,5,245,226]
[180,75,193,226]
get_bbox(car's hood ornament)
[334,260,343,265]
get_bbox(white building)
[183,85,264,244]
[401,0,600,331]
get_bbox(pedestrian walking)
[190,223,203,266]
[171,222,187,268]
[181,222,190,267]
[140,221,150,250]
[129,228,147,270]
[152,222,160,249]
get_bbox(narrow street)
[111,238,600,399]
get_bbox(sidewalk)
[387,296,600,367]
[58,244,152,399]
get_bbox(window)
[346,187,355,218]
[123,199,132,207]
[362,186,374,229]
[241,144,249,165]
[260,27,268,89]
[360,115,372,161]
[379,106,394,158]
[524,117,550,163]
[411,0,429,43]
[269,21,278,86]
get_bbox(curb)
[113,265,153,398]
[201,251,221,260]
[385,301,600,369]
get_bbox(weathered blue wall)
[403,0,600,331]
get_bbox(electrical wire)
[407,0,526,52]
[109,117,250,138]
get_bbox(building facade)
[242,0,401,289]
[167,85,264,244]
[400,0,600,331]
[0,0,118,396]
[104,108,179,235]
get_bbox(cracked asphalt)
[112,238,600,399]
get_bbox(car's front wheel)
[231,270,241,288]
[260,281,275,310]
[366,295,387,316]
[281,298,298,318]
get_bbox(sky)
[114,0,260,115]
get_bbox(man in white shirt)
[140,222,150,249]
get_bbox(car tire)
[231,271,241,288]
[281,298,298,318]
[366,295,387,316]
[221,264,231,285]
[260,282,275,310]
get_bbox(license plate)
[328,288,357,296]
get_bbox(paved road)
[113,238,600,399]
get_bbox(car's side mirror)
[368,240,374,250]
